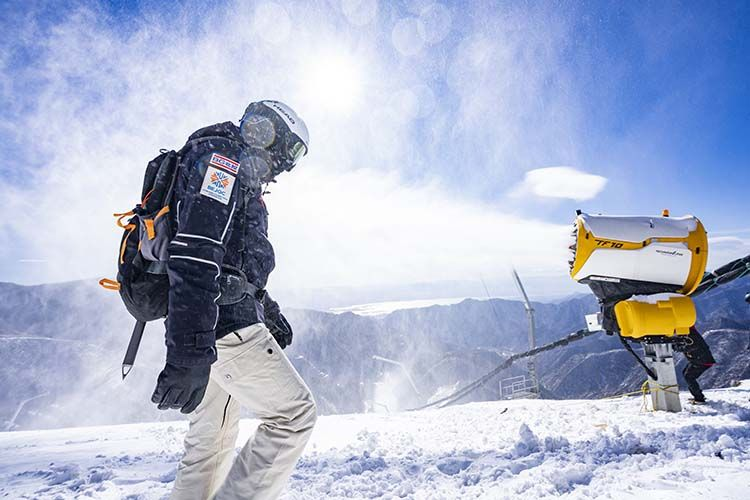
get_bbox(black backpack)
[100,148,182,377]
[101,136,256,377]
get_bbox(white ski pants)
[170,323,316,500]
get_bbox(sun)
[300,48,365,115]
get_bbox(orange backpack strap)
[120,223,137,264]
[114,210,135,228]
[143,219,156,240]
[155,205,170,219]
[99,278,121,291]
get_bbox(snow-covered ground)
[2,383,749,499]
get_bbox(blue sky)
[0,0,747,297]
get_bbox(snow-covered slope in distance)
[329,297,494,316]
[1,382,749,499]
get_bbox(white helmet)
[240,100,309,176]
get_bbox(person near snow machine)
[150,100,316,500]
[675,326,715,404]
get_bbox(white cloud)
[511,167,608,201]
[267,167,570,289]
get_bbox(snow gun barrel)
[568,211,708,302]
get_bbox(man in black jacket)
[150,100,316,500]
[678,326,716,404]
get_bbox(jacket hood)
[187,122,243,144]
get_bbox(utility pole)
[371,355,423,397]
[6,392,48,431]
[511,268,539,397]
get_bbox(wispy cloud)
[711,228,750,236]
[510,167,608,201]
[708,236,750,245]
[707,234,750,270]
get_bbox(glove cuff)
[167,347,217,367]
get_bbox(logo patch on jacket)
[200,166,235,205]
[209,153,240,174]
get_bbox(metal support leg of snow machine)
[643,342,682,412]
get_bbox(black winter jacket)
[164,122,280,367]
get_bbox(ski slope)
[1,383,749,499]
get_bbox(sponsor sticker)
[209,153,240,174]
[200,166,235,205]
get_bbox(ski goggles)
[240,114,307,171]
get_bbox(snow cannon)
[568,211,708,303]
[568,210,710,413]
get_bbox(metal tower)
[511,268,539,397]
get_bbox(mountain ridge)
[1,278,748,431]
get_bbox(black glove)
[151,363,210,414]
[262,293,292,349]
[266,313,293,349]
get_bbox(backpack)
[100,136,257,377]
[100,149,182,377]
[100,149,181,319]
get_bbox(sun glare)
[300,49,365,115]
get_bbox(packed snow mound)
[2,383,750,499]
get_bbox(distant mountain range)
[1,277,748,431]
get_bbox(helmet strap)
[262,179,276,196]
